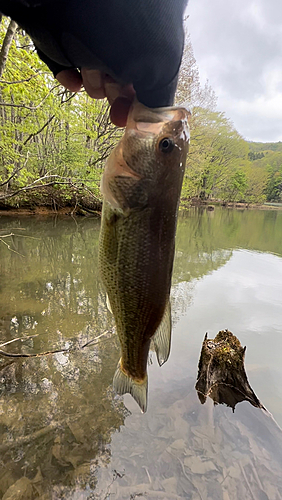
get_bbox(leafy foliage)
[0,18,121,207]
[249,141,282,153]
[0,18,280,207]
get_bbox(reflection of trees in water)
[171,248,232,326]
[171,206,282,324]
[0,329,129,499]
[0,217,128,499]
[172,210,234,323]
[0,217,105,343]
[174,211,233,284]
[177,207,282,256]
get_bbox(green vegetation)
[247,147,282,203]
[0,19,281,210]
[248,141,282,153]
[0,18,121,211]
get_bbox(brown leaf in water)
[2,477,33,500]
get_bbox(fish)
[98,100,190,412]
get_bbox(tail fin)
[113,361,148,413]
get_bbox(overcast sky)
[186,0,282,143]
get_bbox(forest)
[0,16,282,212]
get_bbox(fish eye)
[159,137,175,153]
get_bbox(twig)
[81,330,113,348]
[0,151,29,187]
[23,114,55,146]
[0,232,40,256]
[0,232,39,239]
[0,237,25,256]
[21,92,76,147]
[142,466,152,484]
[0,334,38,349]
[0,180,75,200]
[0,84,60,110]
[0,329,114,359]
[0,347,70,358]
[0,72,48,85]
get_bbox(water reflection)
[0,209,282,499]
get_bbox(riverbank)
[0,187,281,216]
[0,186,102,216]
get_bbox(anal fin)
[151,300,172,366]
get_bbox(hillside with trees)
[249,141,282,153]
[0,18,281,211]
[247,144,282,202]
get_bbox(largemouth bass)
[99,101,190,412]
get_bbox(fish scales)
[99,101,190,412]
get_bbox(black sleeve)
[0,0,188,107]
[34,47,68,76]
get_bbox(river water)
[0,208,282,499]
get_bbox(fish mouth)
[126,100,191,140]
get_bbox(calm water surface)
[0,208,282,499]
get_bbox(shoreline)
[0,201,282,217]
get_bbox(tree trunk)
[0,19,18,79]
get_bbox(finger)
[81,68,106,99]
[56,69,82,92]
[106,82,135,127]
[110,96,133,127]
[104,75,122,105]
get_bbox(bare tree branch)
[0,84,61,110]
[23,114,56,146]
[0,72,48,85]
[0,329,113,359]
[0,19,18,79]
[0,151,29,187]
[22,92,76,147]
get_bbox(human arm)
[0,0,188,125]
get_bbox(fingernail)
[104,80,122,105]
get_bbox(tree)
[175,33,216,111]
[184,108,249,201]
[0,17,121,209]
[0,19,17,79]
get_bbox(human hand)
[56,68,135,127]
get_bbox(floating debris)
[195,329,265,411]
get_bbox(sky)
[186,0,282,143]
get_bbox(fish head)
[101,101,191,211]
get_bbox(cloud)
[186,0,282,141]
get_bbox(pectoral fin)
[151,300,172,366]
[113,361,148,413]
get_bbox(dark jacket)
[0,0,188,107]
